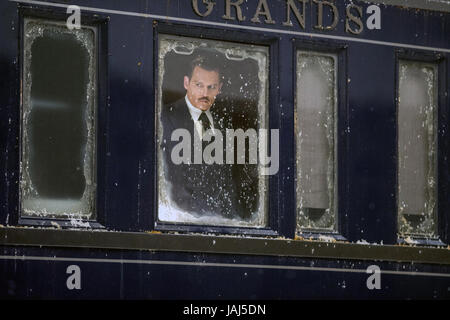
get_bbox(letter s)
[346,4,364,35]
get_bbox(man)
[160,51,240,219]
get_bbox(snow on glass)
[157,34,269,227]
[398,60,438,238]
[21,18,97,219]
[296,51,337,232]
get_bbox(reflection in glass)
[398,60,437,238]
[296,51,337,232]
[157,34,269,227]
[21,19,96,219]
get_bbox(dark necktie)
[199,112,211,133]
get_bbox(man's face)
[184,66,222,111]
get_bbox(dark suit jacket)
[160,98,241,218]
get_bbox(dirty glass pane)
[157,34,269,227]
[398,60,437,238]
[21,18,97,219]
[296,51,337,232]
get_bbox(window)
[397,59,438,238]
[295,50,338,233]
[20,18,97,220]
[156,34,270,228]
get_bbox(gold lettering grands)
[192,0,382,35]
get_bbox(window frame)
[152,22,282,237]
[292,39,349,241]
[395,49,449,246]
[13,6,109,229]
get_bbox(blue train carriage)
[0,0,449,300]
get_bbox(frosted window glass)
[398,60,437,237]
[157,34,269,227]
[21,19,97,219]
[296,51,337,232]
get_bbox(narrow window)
[21,18,97,219]
[397,60,438,238]
[157,34,269,228]
[296,51,337,232]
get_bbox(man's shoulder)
[164,98,187,114]
[161,97,193,134]
[162,98,189,122]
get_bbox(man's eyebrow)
[193,81,219,86]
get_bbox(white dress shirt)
[185,95,215,139]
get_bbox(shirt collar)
[185,95,213,124]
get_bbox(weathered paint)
[0,0,449,299]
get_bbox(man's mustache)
[199,97,211,103]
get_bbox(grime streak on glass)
[398,60,438,238]
[21,18,97,219]
[296,51,337,232]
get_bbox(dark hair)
[187,50,223,79]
